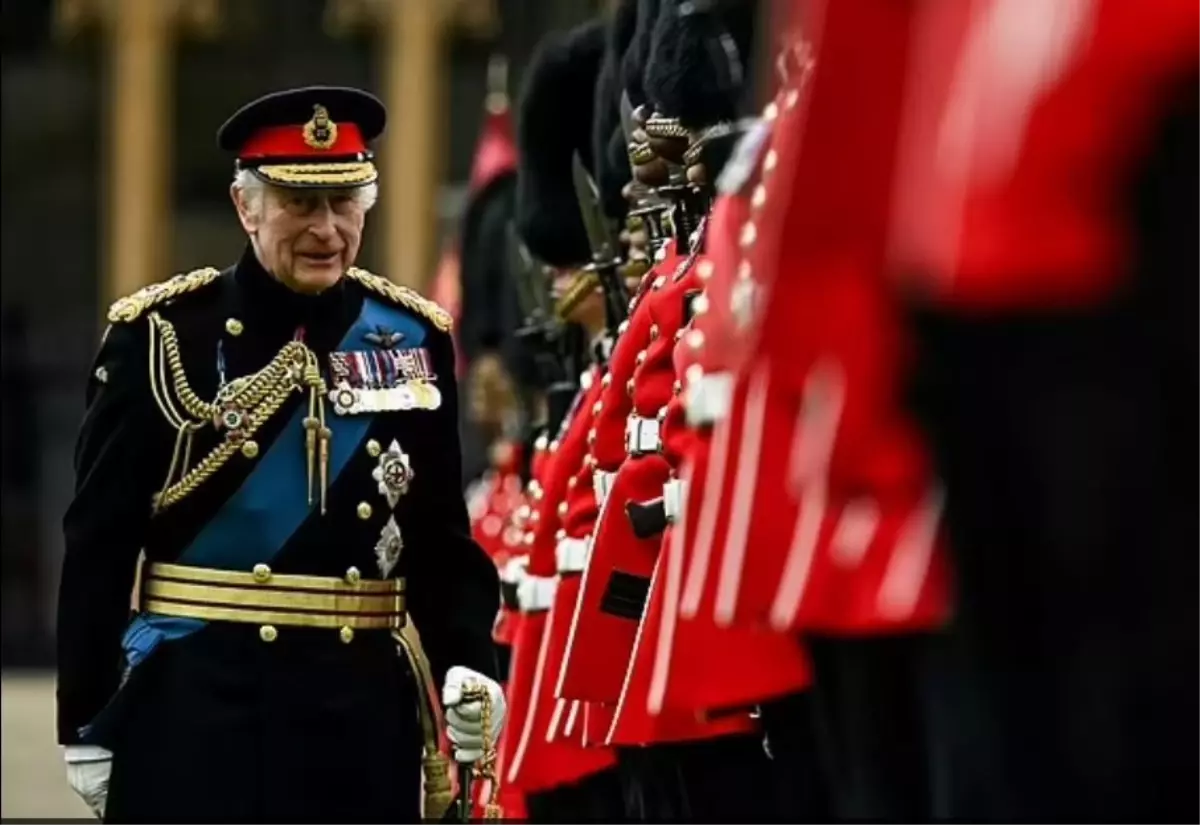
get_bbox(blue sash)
[82,296,423,742]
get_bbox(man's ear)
[230,183,259,234]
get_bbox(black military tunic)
[57,246,500,822]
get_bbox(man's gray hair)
[232,168,379,214]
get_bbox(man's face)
[233,182,366,294]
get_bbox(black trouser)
[758,689,833,822]
[616,732,776,821]
[524,766,626,822]
[804,634,961,822]
[909,310,1200,821]
[104,626,423,823]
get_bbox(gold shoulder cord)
[145,311,331,514]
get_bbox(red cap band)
[238,121,367,161]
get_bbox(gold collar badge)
[302,104,338,150]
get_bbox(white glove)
[499,555,530,585]
[442,666,507,764]
[64,745,112,820]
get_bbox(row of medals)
[329,380,442,415]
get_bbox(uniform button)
[567,475,578,489]
[345,566,361,585]
[587,428,597,445]
[529,510,541,524]
[548,439,560,453]
[556,528,567,541]
[585,454,598,468]
[357,501,373,520]
[686,364,705,384]
[252,563,272,583]
[674,328,685,342]
[602,373,613,388]
[225,317,244,336]
[692,294,710,316]
[673,380,683,395]
[557,501,569,518]
[626,378,636,396]
[649,324,660,341]
[259,625,278,643]
[696,260,714,281]
[687,330,706,350]
[523,532,535,547]
[534,434,549,452]
[627,297,637,313]
[785,88,800,110]
[763,149,778,173]
[656,406,668,421]
[737,260,753,281]
[652,275,666,290]
[763,101,779,122]
[339,626,355,644]
[94,366,109,384]
[241,440,259,459]
[366,439,382,458]
[617,320,630,336]
[751,184,767,210]
[739,222,757,249]
[530,482,545,501]
[636,350,647,366]
[592,400,603,415]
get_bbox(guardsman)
[555,2,777,820]
[629,11,830,822]
[529,0,655,766]
[682,2,957,819]
[57,87,504,822]
[496,20,626,822]
[890,1,1198,820]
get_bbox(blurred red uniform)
[645,75,823,724]
[677,0,951,642]
[595,239,763,746]
[499,369,616,801]
[466,439,527,650]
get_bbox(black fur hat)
[514,19,608,267]
[621,0,661,110]
[644,0,760,128]
[593,0,639,220]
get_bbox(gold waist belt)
[141,562,406,630]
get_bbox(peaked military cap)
[217,86,386,188]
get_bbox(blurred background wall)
[1,0,595,814]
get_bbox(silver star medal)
[371,439,414,508]
[375,516,403,578]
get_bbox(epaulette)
[345,267,453,332]
[107,267,223,324]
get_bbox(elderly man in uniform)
[57,86,506,823]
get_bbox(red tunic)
[554,259,677,703]
[646,214,814,719]
[499,370,616,793]
[682,1,952,637]
[597,242,765,745]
